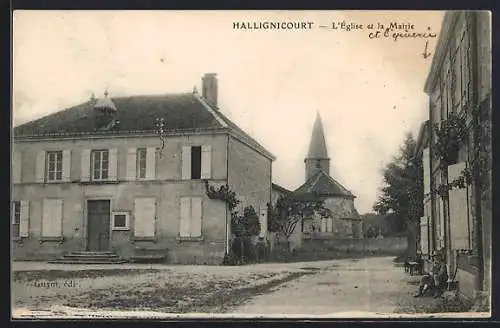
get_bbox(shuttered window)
[42,199,63,237]
[133,198,156,237]
[91,150,109,180]
[179,197,202,237]
[448,162,470,250]
[182,145,212,180]
[137,148,147,179]
[46,151,63,182]
[420,216,429,255]
[90,148,117,181]
[423,148,430,196]
[12,201,20,238]
[191,146,202,179]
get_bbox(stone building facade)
[11,73,275,264]
[417,11,491,302]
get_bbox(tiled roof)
[294,169,355,198]
[13,92,275,160]
[272,183,292,194]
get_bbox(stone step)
[48,259,129,264]
[63,253,119,259]
[69,251,117,256]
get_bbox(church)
[294,113,363,239]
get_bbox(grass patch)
[395,295,474,314]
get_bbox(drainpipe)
[470,12,484,293]
[225,134,230,255]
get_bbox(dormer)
[93,89,119,130]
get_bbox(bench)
[405,260,424,276]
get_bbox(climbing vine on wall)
[432,111,468,164]
[426,106,491,200]
[203,180,240,218]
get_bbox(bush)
[225,237,257,265]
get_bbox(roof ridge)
[321,170,352,195]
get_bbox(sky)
[13,10,445,214]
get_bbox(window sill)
[132,237,157,243]
[79,180,120,185]
[112,227,130,231]
[176,236,204,242]
[39,237,65,244]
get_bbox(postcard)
[11,10,492,319]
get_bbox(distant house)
[416,12,491,301]
[294,113,363,239]
[11,73,275,264]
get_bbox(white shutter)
[42,199,62,237]
[420,216,429,255]
[108,148,118,181]
[126,148,137,180]
[12,150,21,184]
[134,198,156,237]
[201,145,212,179]
[35,151,46,183]
[259,206,267,238]
[145,147,156,180]
[179,197,191,237]
[190,197,202,237]
[181,146,191,180]
[448,162,469,250]
[81,149,91,181]
[423,148,430,196]
[327,217,333,233]
[19,200,30,237]
[321,218,327,232]
[438,197,445,248]
[11,202,16,224]
[62,150,71,182]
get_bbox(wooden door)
[87,200,111,251]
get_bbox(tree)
[268,194,331,253]
[373,132,423,258]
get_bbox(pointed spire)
[104,87,109,98]
[307,111,329,159]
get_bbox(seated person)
[413,252,448,298]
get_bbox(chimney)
[202,73,218,107]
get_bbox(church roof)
[13,92,275,160]
[307,112,329,159]
[294,169,355,198]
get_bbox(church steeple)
[304,112,330,180]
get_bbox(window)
[315,160,321,168]
[42,199,63,238]
[136,148,147,179]
[91,150,109,181]
[46,151,63,182]
[112,212,130,230]
[191,146,202,179]
[179,197,202,238]
[12,201,20,238]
